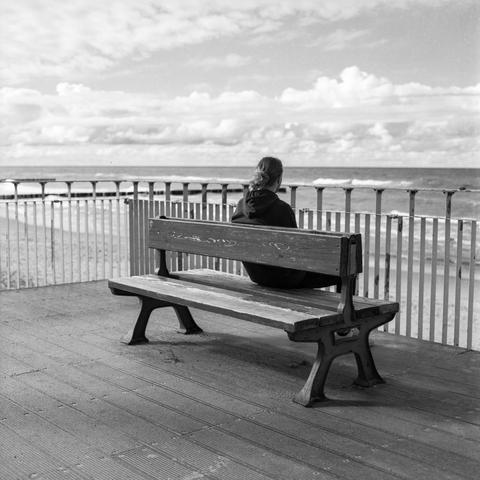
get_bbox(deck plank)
[1,281,479,480]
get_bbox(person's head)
[249,156,283,192]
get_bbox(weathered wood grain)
[109,274,339,332]
[148,218,362,276]
[179,269,398,314]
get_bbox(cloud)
[280,66,480,110]
[306,28,389,52]
[0,0,465,84]
[309,29,369,51]
[1,66,478,166]
[186,54,252,69]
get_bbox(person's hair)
[249,157,283,191]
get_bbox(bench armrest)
[337,276,356,325]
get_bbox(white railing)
[0,177,478,351]
[1,198,130,288]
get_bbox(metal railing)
[1,177,478,351]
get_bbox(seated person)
[231,156,341,290]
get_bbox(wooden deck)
[1,281,479,480]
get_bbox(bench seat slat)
[178,269,399,318]
[109,275,342,332]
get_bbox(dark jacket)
[231,189,302,287]
[231,189,297,228]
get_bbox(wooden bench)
[108,217,399,407]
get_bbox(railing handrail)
[2,177,479,194]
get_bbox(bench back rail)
[149,218,362,277]
[148,218,362,325]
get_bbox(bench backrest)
[148,218,362,278]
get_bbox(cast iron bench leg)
[353,327,385,387]
[173,305,203,335]
[125,296,161,345]
[292,313,395,406]
[293,341,333,406]
[123,297,203,345]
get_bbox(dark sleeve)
[277,200,297,228]
[231,199,244,222]
[285,203,297,228]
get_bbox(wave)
[312,178,352,185]
[313,178,413,188]
[388,210,409,217]
[352,179,413,188]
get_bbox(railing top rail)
[0,176,249,185]
[287,182,480,193]
[1,178,57,183]
[1,177,479,194]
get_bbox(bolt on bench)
[108,218,399,407]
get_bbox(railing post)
[0,202,4,286]
[326,211,332,231]
[201,183,208,220]
[395,216,403,335]
[429,217,439,342]
[23,200,30,287]
[298,209,305,229]
[442,190,455,344]
[182,182,189,219]
[384,214,392,320]
[114,181,122,276]
[165,182,171,217]
[59,197,65,283]
[40,181,47,286]
[33,199,39,286]
[343,187,352,232]
[307,209,314,230]
[131,182,139,275]
[128,198,134,276]
[221,184,228,221]
[363,213,371,297]
[289,185,297,210]
[50,200,56,284]
[5,201,11,288]
[66,182,73,282]
[454,219,463,346]
[315,187,324,230]
[91,181,98,280]
[148,182,155,273]
[139,184,147,275]
[13,182,20,288]
[374,189,384,299]
[406,189,417,337]
[418,216,426,340]
[85,196,90,281]
[335,211,341,232]
[467,220,476,350]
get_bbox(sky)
[0,0,479,168]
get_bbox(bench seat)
[110,270,397,334]
[179,269,399,326]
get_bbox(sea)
[1,166,479,219]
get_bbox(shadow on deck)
[1,282,479,480]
